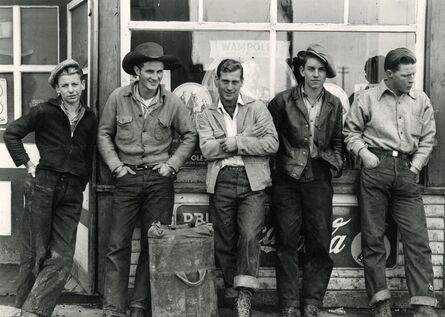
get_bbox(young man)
[344,48,438,317]
[268,44,344,317]
[3,59,96,317]
[195,59,278,317]
[97,42,197,317]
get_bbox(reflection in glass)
[349,0,416,25]
[131,0,192,21]
[279,0,343,23]
[0,73,13,125]
[22,73,57,115]
[204,0,270,22]
[21,8,58,65]
[71,2,88,68]
[0,8,13,65]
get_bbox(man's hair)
[56,66,84,85]
[134,59,165,71]
[216,59,244,80]
[384,48,416,72]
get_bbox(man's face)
[386,63,416,94]
[134,60,164,92]
[215,69,243,105]
[55,73,85,106]
[300,56,327,90]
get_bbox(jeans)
[358,154,437,307]
[272,159,334,309]
[209,167,266,295]
[102,169,174,317]
[17,169,83,317]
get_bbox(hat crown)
[135,42,164,59]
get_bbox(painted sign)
[175,204,398,269]
[0,78,7,124]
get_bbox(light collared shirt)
[217,96,245,167]
[344,79,436,171]
[60,100,85,136]
[301,86,324,158]
[133,82,161,118]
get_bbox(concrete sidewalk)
[1,304,445,317]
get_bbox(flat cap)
[48,59,80,88]
[306,44,337,78]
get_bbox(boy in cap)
[268,44,343,317]
[3,59,97,317]
[98,42,197,317]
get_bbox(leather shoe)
[413,305,439,317]
[129,307,146,317]
[374,299,392,317]
[303,304,320,317]
[281,306,301,317]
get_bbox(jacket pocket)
[116,115,133,142]
[154,117,171,141]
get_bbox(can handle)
[175,269,207,287]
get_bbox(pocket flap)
[117,115,132,125]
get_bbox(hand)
[25,161,36,178]
[152,163,173,177]
[359,148,380,169]
[115,165,135,178]
[243,124,268,138]
[221,137,238,153]
[409,165,419,175]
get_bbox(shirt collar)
[133,82,160,106]
[377,79,416,100]
[301,85,325,101]
[217,95,245,112]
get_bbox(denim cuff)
[225,287,238,298]
[369,289,391,306]
[129,303,147,311]
[303,298,323,308]
[19,310,41,317]
[280,299,300,308]
[234,274,259,289]
[410,296,438,307]
[102,308,127,317]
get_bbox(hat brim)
[122,51,181,75]
[306,50,336,78]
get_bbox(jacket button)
[303,151,306,155]
[299,163,304,166]
[291,173,297,177]
[305,124,309,128]
[304,137,308,141]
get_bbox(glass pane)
[349,0,416,25]
[131,30,294,103]
[22,73,57,115]
[131,0,195,21]
[0,8,13,65]
[0,73,13,126]
[71,2,88,68]
[21,8,58,65]
[204,0,270,22]
[278,0,343,23]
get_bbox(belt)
[368,148,412,161]
[125,163,154,171]
[221,166,245,171]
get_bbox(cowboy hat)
[122,42,180,75]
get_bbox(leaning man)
[98,42,197,317]
[3,59,96,317]
[196,59,278,317]
[344,47,438,317]
[268,44,344,317]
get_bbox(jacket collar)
[49,97,93,112]
[377,79,416,101]
[208,93,255,111]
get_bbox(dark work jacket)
[268,83,344,180]
[3,98,97,187]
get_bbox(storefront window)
[0,8,13,65]
[21,7,58,65]
[22,73,56,115]
[279,0,344,23]
[131,0,194,21]
[0,73,13,127]
[71,2,88,68]
[204,0,270,22]
[349,0,416,25]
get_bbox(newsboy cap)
[306,44,337,78]
[48,59,80,88]
[122,42,180,75]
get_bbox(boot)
[413,305,439,317]
[374,299,392,317]
[20,311,39,317]
[129,307,145,317]
[233,287,253,317]
[303,304,320,317]
[281,306,301,317]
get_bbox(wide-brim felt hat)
[306,43,337,78]
[122,42,181,75]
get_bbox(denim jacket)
[196,95,279,194]
[268,83,344,179]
